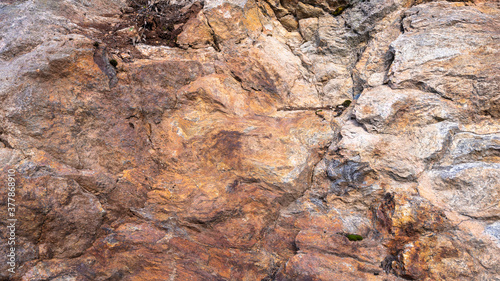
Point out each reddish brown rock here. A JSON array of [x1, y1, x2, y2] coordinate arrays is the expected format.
[[0, 0, 499, 280]]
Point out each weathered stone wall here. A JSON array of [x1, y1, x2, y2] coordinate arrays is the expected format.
[[0, 0, 498, 280]]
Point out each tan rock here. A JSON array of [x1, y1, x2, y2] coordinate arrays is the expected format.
[[279, 14, 299, 31], [1, 0, 499, 280], [177, 11, 214, 48], [388, 2, 500, 117], [298, 17, 318, 41], [296, 2, 324, 19]]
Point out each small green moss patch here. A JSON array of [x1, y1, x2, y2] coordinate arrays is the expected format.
[[333, 6, 346, 16], [345, 234, 363, 241], [342, 100, 352, 107]]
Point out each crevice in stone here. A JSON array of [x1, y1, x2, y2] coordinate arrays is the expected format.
[[465, 248, 491, 270], [0, 135, 13, 149], [227, 69, 252, 92], [425, 127, 457, 169], [399, 15, 406, 34], [204, 12, 222, 52], [416, 82, 454, 102], [382, 46, 396, 85], [93, 46, 118, 88], [350, 46, 367, 99], [385, 170, 418, 182], [277, 106, 334, 111], [458, 212, 500, 221], [351, 71, 365, 100]]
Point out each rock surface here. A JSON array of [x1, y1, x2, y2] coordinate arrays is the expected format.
[[0, 0, 499, 280]]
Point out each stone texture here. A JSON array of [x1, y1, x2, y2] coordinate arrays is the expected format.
[[387, 1, 500, 117], [0, 0, 499, 280]]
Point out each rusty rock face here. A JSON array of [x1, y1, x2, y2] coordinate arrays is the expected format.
[[0, 0, 499, 280]]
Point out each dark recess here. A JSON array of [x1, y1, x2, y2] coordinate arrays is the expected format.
[[127, 0, 204, 46]]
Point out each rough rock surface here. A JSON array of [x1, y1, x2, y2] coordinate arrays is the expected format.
[[0, 0, 499, 280]]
